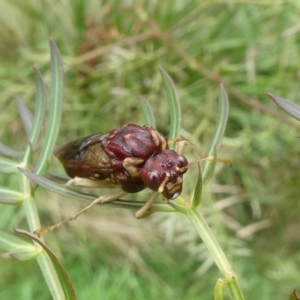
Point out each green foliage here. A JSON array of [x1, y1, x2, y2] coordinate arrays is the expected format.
[[0, 1, 300, 299]]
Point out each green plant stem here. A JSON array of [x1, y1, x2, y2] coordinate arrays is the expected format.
[[185, 207, 245, 300], [20, 169, 65, 300], [186, 207, 231, 273]]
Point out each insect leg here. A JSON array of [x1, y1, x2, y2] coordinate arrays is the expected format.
[[122, 157, 144, 178], [34, 190, 127, 236], [134, 191, 158, 219], [176, 140, 231, 165], [175, 140, 206, 157], [149, 128, 168, 150], [67, 177, 116, 188]]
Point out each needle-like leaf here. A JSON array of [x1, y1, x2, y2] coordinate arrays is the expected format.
[[266, 93, 300, 121], [0, 187, 24, 204], [159, 67, 181, 147], [16, 97, 33, 140], [30, 66, 47, 148], [202, 84, 229, 181], [139, 95, 156, 127], [15, 228, 77, 300], [34, 39, 64, 176], [0, 157, 19, 174], [191, 164, 203, 208], [0, 230, 40, 261], [0, 143, 22, 158]]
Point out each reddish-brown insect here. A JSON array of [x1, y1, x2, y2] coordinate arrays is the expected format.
[[34, 123, 228, 235], [55, 124, 188, 200]]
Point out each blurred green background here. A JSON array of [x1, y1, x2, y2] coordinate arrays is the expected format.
[[1, 0, 300, 299]]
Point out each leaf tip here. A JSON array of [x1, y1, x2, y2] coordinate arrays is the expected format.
[[265, 92, 274, 100]]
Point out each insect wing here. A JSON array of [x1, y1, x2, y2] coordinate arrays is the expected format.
[[54, 133, 112, 180], [54, 133, 108, 162]]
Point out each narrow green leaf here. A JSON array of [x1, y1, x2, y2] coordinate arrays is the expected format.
[[19, 168, 96, 202], [0, 143, 23, 158], [225, 272, 246, 300], [203, 146, 218, 186], [0, 156, 19, 173], [0, 230, 40, 261], [207, 84, 229, 153], [45, 172, 71, 184], [202, 84, 229, 181], [191, 164, 203, 208], [20, 168, 174, 212], [30, 66, 47, 148], [213, 279, 225, 300], [159, 67, 181, 146], [16, 97, 33, 139], [20, 168, 128, 204], [139, 95, 156, 127], [0, 230, 35, 248], [0, 187, 24, 204], [35, 39, 64, 176], [1, 249, 40, 261], [266, 93, 300, 121], [15, 228, 77, 300]]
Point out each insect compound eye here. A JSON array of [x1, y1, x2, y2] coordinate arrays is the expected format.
[[144, 171, 162, 191], [176, 155, 188, 171]]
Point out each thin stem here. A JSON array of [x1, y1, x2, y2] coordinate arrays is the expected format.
[[186, 207, 246, 300], [186, 207, 231, 274], [19, 159, 41, 232], [20, 169, 65, 299]]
